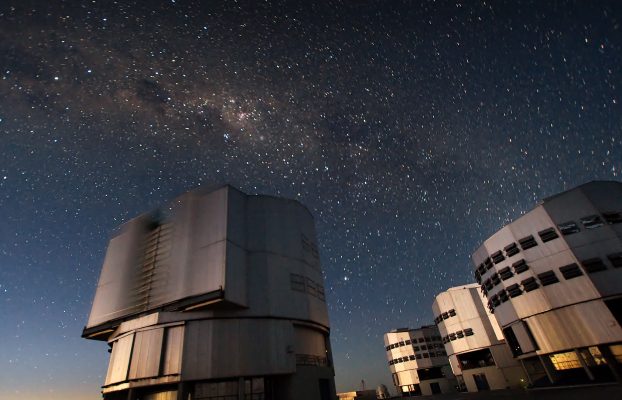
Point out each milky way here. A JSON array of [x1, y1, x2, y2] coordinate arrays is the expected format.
[[1, 1, 621, 398]]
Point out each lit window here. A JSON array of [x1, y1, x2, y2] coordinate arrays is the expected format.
[[549, 351, 582, 370]]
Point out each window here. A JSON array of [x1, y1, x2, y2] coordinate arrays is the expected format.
[[422, 353, 429, 358], [581, 215, 604, 229], [290, 274, 305, 292], [559, 263, 583, 280], [418, 338, 425, 343], [413, 346, 419, 351], [538, 270, 559, 286], [441, 312, 448, 320], [549, 351, 582, 370], [506, 283, 522, 298], [607, 253, 622, 268], [474, 269, 482, 284], [491, 273, 501, 286], [385, 345, 390, 351], [415, 354, 422, 359], [399, 341, 405, 347], [449, 333, 456, 341], [420, 345, 427, 350], [484, 279, 493, 291], [490, 294, 500, 307], [558, 221, 580, 235], [389, 360, 394, 365], [518, 235, 538, 250], [491, 250, 505, 264], [448, 309, 456, 317], [456, 330, 464, 338], [498, 290, 509, 303], [409, 355, 416, 361], [464, 328, 474, 336], [499, 266, 513, 280], [522, 277, 539, 292], [405, 339, 411, 345], [504, 242, 520, 257], [603, 211, 622, 224], [457, 348, 495, 370], [582, 257, 607, 273], [538, 227, 559, 243], [512, 259, 529, 274]]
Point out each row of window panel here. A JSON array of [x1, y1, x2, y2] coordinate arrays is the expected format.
[[290, 274, 325, 301], [485, 254, 620, 312], [385, 336, 443, 351], [300, 234, 320, 259], [441, 328, 474, 344], [433, 309, 456, 324], [475, 227, 560, 282], [480, 259, 530, 294], [388, 351, 447, 365], [475, 211, 622, 282]]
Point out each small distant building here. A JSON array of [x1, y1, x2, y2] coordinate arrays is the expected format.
[[375, 384, 390, 399], [384, 326, 458, 396], [432, 284, 526, 392], [337, 390, 377, 400], [83, 185, 336, 400], [472, 181, 622, 386]]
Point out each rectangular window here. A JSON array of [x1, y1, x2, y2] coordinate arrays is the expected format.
[[413, 346, 419, 351], [522, 277, 539, 292], [416, 354, 422, 359], [512, 259, 529, 274], [405, 339, 411, 345], [484, 279, 493, 291], [538, 227, 559, 243], [457, 348, 495, 370], [519, 235, 538, 250], [422, 353, 430, 358], [582, 258, 607, 273], [484, 258, 493, 270], [474, 269, 482, 284], [538, 270, 560, 286], [456, 330, 464, 338], [558, 221, 580, 235], [441, 312, 448, 320], [464, 328, 474, 336], [504, 242, 520, 257], [448, 309, 456, 317], [449, 333, 456, 341], [290, 274, 306, 292], [491, 250, 505, 264], [477, 263, 487, 276], [491, 273, 501, 286], [409, 355, 416, 361], [506, 283, 522, 298], [498, 290, 509, 303], [559, 263, 583, 280], [603, 211, 622, 224], [550, 351, 582, 370], [490, 294, 500, 307], [162, 326, 183, 376], [607, 253, 622, 268], [420, 345, 427, 350], [581, 215, 604, 229], [499, 266, 513, 280], [385, 345, 390, 351]]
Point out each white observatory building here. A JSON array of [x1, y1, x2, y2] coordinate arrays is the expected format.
[[83, 185, 336, 400]]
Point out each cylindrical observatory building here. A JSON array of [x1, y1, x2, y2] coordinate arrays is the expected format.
[[82, 185, 336, 400]]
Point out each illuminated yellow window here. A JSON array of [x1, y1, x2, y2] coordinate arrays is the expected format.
[[549, 351, 581, 370], [610, 345, 622, 364]]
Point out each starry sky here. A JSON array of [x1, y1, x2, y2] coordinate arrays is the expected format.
[[1, 0, 621, 398]]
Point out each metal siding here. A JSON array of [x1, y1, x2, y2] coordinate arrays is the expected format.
[[105, 334, 134, 385], [129, 328, 164, 379], [162, 325, 184, 375]]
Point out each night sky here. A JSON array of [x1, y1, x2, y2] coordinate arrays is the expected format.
[[1, 0, 621, 398]]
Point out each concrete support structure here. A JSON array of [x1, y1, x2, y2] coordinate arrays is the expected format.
[[384, 326, 457, 396], [472, 181, 622, 387], [83, 185, 336, 400], [433, 284, 526, 392]]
